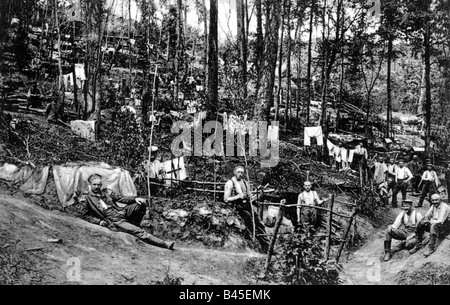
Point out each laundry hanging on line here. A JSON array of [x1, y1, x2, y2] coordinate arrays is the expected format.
[[304, 126, 324, 146], [348, 149, 355, 163], [326, 139, 335, 156], [340, 147, 348, 162]]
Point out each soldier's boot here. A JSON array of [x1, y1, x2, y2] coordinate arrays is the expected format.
[[145, 235, 175, 250], [423, 234, 437, 257], [383, 240, 392, 262]]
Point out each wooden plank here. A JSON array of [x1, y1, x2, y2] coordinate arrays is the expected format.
[[336, 209, 357, 263], [325, 194, 335, 260], [260, 202, 352, 219]]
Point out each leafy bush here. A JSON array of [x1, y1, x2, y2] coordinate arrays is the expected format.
[[270, 226, 342, 285], [0, 241, 43, 285], [101, 110, 149, 171], [353, 186, 385, 223]]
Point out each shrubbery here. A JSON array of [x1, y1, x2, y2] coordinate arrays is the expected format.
[[263, 226, 342, 285]]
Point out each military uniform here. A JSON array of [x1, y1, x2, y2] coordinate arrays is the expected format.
[[80, 188, 173, 249]]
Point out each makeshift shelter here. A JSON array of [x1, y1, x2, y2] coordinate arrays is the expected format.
[[0, 162, 137, 207], [0, 163, 49, 194], [53, 162, 137, 207]]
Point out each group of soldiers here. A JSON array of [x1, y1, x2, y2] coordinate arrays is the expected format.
[[372, 155, 449, 208], [376, 156, 450, 261], [383, 194, 450, 261], [75, 144, 450, 259]]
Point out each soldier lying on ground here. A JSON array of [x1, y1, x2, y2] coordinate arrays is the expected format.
[[79, 174, 175, 250]]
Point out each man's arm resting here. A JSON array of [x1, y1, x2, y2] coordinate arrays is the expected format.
[[81, 206, 102, 225], [435, 206, 450, 224], [108, 189, 140, 205], [424, 207, 433, 221], [224, 181, 244, 203], [391, 213, 402, 230]]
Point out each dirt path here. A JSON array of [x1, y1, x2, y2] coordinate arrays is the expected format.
[[0, 194, 265, 285], [341, 192, 446, 285]]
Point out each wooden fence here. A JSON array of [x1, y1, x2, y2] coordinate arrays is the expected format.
[[150, 176, 358, 274], [260, 195, 358, 275]]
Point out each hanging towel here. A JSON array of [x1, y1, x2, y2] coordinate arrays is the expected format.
[[341, 148, 348, 162], [223, 112, 228, 130], [348, 149, 355, 163], [304, 126, 324, 146], [327, 139, 335, 156], [63, 74, 70, 89], [335, 148, 341, 162]]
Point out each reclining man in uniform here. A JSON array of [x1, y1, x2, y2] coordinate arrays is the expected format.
[[409, 193, 450, 257], [79, 174, 175, 250], [383, 200, 422, 261], [224, 165, 271, 253]]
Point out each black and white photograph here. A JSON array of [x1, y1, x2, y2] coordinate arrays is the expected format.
[[0, 0, 449, 289]]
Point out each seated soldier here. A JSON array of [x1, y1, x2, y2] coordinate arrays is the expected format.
[[80, 174, 174, 250], [383, 200, 422, 261], [409, 194, 450, 257]]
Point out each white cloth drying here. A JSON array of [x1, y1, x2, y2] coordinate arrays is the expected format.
[[304, 126, 323, 146]]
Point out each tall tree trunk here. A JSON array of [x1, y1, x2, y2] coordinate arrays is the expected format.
[[128, 0, 132, 86], [337, 2, 345, 132], [174, 0, 182, 108], [306, 0, 314, 125], [337, 49, 344, 132], [285, 0, 292, 129], [207, 0, 218, 115], [54, 0, 65, 122], [202, 0, 208, 92], [54, 0, 63, 92], [254, 0, 281, 122], [255, 0, 263, 96], [386, 33, 393, 138], [72, 20, 79, 119], [276, 0, 286, 122], [295, 22, 301, 120], [236, 0, 247, 100], [319, 0, 328, 128], [418, 63, 426, 114], [424, 19, 431, 153]]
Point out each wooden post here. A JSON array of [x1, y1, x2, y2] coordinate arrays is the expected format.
[[264, 199, 286, 275], [0, 87, 5, 115], [294, 254, 300, 284], [147, 64, 158, 200], [359, 162, 363, 187], [336, 209, 357, 263], [325, 194, 334, 260], [72, 19, 78, 118]]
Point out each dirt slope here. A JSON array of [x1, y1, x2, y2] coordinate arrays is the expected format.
[[341, 195, 450, 285], [0, 194, 265, 285]]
